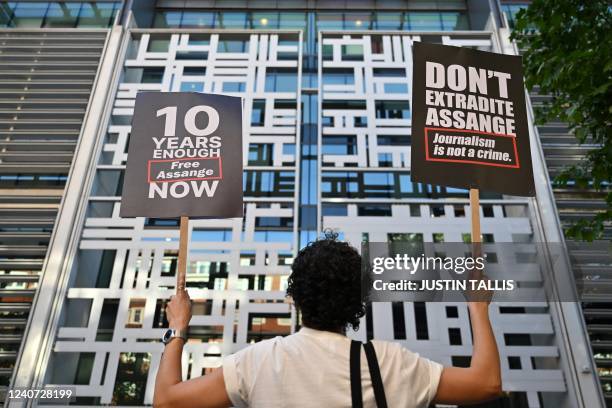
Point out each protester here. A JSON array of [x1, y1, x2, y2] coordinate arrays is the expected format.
[[153, 235, 501, 408]]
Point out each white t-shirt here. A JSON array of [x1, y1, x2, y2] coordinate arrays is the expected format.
[[222, 327, 443, 408]]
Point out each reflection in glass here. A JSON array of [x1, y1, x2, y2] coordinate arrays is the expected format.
[[1, 1, 119, 28]]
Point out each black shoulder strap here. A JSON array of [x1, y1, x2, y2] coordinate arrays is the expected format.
[[350, 340, 363, 408], [350, 340, 388, 408], [364, 342, 388, 408]]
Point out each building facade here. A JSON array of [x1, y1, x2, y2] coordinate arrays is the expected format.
[[0, 0, 121, 402], [0, 1, 608, 407]]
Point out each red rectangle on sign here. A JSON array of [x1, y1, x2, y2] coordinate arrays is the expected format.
[[147, 157, 223, 183], [424, 127, 520, 169]]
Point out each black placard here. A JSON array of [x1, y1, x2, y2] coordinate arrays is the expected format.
[[411, 42, 535, 196], [120, 92, 243, 218]]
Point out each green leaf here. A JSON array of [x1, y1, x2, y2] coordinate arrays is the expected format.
[[516, 0, 611, 241]]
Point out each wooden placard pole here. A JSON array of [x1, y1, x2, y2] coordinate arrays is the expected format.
[[176, 216, 189, 293], [469, 188, 483, 279], [469, 189, 481, 244]]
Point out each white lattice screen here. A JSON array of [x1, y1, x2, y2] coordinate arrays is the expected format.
[[47, 31, 301, 405], [43, 30, 567, 408]]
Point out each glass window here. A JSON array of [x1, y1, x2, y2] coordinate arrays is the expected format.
[[358, 205, 392, 216], [445, 186, 468, 194], [344, 13, 372, 29], [113, 353, 151, 405], [180, 82, 203, 92], [140, 67, 164, 83], [502, 4, 527, 29], [2, 1, 121, 28], [43, 2, 80, 28], [252, 12, 278, 29], [283, 144, 295, 156], [254, 231, 293, 243], [181, 11, 214, 28], [399, 174, 413, 193], [441, 12, 469, 30], [216, 12, 248, 29], [322, 69, 355, 85], [153, 10, 181, 28], [321, 44, 334, 61], [323, 136, 357, 155], [383, 83, 409, 93], [378, 135, 410, 146], [11, 2, 49, 27], [77, 2, 118, 27], [244, 171, 294, 197], [375, 101, 410, 119], [0, 173, 69, 188], [433, 233, 445, 243], [364, 172, 392, 186], [406, 12, 442, 31], [147, 38, 170, 52], [192, 229, 232, 241], [342, 44, 363, 61], [251, 100, 266, 126], [218, 40, 247, 53], [265, 69, 297, 92], [185, 35, 210, 47], [322, 204, 348, 216], [222, 82, 246, 92], [316, 13, 343, 31], [375, 12, 403, 30], [279, 12, 306, 29], [388, 232, 423, 245], [0, 3, 13, 27], [378, 153, 393, 166], [248, 144, 272, 165]]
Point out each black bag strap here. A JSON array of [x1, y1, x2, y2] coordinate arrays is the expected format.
[[350, 340, 363, 408], [363, 342, 388, 408], [350, 340, 388, 408]]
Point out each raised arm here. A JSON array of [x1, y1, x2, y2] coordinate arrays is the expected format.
[[433, 300, 502, 404], [153, 290, 231, 408]]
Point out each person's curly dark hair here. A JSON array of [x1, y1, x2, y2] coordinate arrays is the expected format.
[[286, 231, 366, 332]]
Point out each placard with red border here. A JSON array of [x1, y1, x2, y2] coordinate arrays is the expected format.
[[424, 127, 520, 169], [147, 157, 223, 183]]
